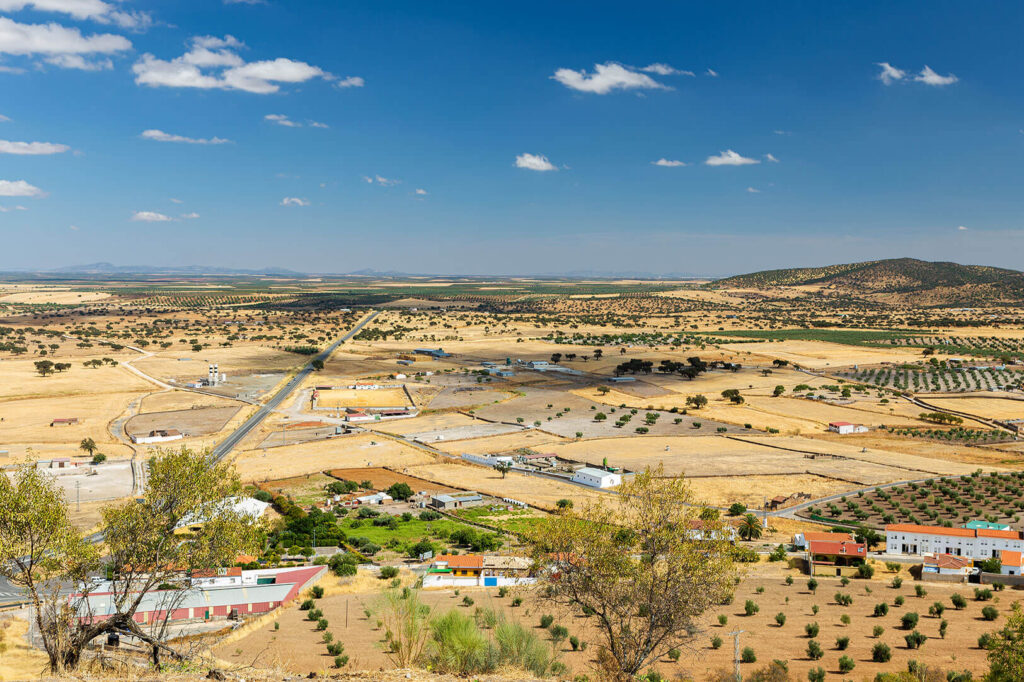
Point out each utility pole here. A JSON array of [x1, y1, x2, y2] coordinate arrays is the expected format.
[[729, 629, 745, 682]]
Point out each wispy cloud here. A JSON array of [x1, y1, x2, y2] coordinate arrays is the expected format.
[[915, 65, 958, 86], [764, 153, 779, 163], [746, 187, 760, 193], [958, 225, 969, 231], [362, 174, 400, 186], [131, 210, 173, 222], [280, 197, 309, 206], [0, 179, 45, 196], [876, 62, 906, 85], [414, 188, 427, 196], [705, 150, 759, 166], [515, 153, 557, 171], [265, 114, 300, 127], [652, 158, 686, 167], [552, 62, 670, 94], [141, 129, 231, 144], [640, 63, 694, 76], [0, 139, 69, 155], [335, 75, 364, 88], [705, 68, 718, 77], [181, 212, 200, 219]]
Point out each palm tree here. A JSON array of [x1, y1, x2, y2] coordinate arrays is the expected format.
[[738, 513, 763, 541]]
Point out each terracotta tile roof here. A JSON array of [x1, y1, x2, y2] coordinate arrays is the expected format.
[[924, 553, 971, 570], [804, 531, 854, 543], [979, 529, 1022, 540], [435, 554, 483, 569], [1001, 550, 1023, 566], [808, 540, 866, 556], [886, 524, 975, 538]]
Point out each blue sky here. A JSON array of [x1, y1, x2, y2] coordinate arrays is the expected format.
[[1, 1, 1023, 276]]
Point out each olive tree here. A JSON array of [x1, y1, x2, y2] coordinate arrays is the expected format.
[[529, 465, 736, 678]]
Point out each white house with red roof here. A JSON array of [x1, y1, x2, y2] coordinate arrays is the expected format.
[[1000, 550, 1024, 576], [885, 523, 1024, 560], [828, 421, 869, 435]]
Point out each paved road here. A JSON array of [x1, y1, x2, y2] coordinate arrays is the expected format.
[[210, 310, 379, 462]]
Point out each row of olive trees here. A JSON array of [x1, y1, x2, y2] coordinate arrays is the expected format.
[[0, 447, 263, 672]]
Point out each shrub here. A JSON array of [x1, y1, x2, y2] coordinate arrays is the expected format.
[[808, 667, 825, 682], [892, 576, 903, 589], [979, 633, 995, 649], [785, 575, 793, 586], [744, 599, 760, 616], [929, 601, 945, 617], [904, 630, 927, 649], [494, 619, 555, 677], [311, 585, 325, 599], [915, 585, 927, 598], [462, 596, 475, 607], [901, 612, 919, 630], [857, 563, 875, 579], [895, 595, 905, 606], [840, 576, 850, 587], [807, 578, 818, 593], [424, 610, 495, 675], [840, 614, 851, 626], [838, 655, 855, 673], [549, 625, 569, 644], [511, 597, 522, 607], [741, 647, 756, 664], [974, 588, 994, 601], [834, 592, 852, 606], [300, 599, 315, 611], [835, 636, 849, 650], [711, 636, 723, 649], [806, 639, 823, 660], [872, 642, 892, 662], [774, 612, 786, 627], [334, 655, 348, 668], [939, 619, 948, 639], [982, 605, 999, 621], [539, 615, 554, 629], [668, 648, 681, 661], [951, 593, 967, 609], [805, 622, 819, 638], [497, 587, 508, 598], [874, 602, 889, 617], [379, 566, 399, 580], [316, 618, 329, 631], [718, 614, 728, 626], [873, 625, 885, 638]]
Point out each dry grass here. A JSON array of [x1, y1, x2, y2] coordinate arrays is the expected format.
[[0, 616, 48, 681], [924, 395, 1024, 421], [687, 474, 851, 508], [316, 388, 412, 409]]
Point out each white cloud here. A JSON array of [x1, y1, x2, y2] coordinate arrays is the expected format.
[[958, 225, 969, 231], [876, 62, 906, 85], [0, 139, 68, 154], [0, 65, 25, 73], [169, 197, 182, 203], [141, 129, 231, 144], [335, 75, 363, 88], [44, 53, 111, 70], [0, 179, 44, 196], [265, 113, 300, 127], [308, 120, 328, 129], [764, 153, 779, 163], [374, 175, 399, 186], [68, 223, 78, 230], [552, 62, 669, 94], [515, 153, 557, 171], [773, 130, 791, 136], [133, 35, 339, 94], [652, 158, 686, 167], [131, 210, 172, 222], [0, 114, 8, 122], [0, 0, 152, 31], [640, 63, 694, 76], [414, 188, 427, 195], [746, 187, 760, 193], [915, 65, 957, 86], [704, 150, 759, 166], [705, 68, 718, 77], [280, 197, 309, 206], [181, 212, 199, 219], [0, 17, 131, 65]]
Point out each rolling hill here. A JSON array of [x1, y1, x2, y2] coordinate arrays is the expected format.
[[713, 258, 1024, 304]]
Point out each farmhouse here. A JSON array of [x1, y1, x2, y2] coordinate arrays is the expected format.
[[885, 523, 1024, 560], [355, 492, 393, 505], [1000, 550, 1024, 576], [74, 565, 324, 625], [133, 429, 184, 445], [429, 491, 485, 510], [806, 537, 866, 576], [423, 554, 536, 588], [828, 421, 869, 435], [50, 417, 79, 427], [922, 553, 973, 577], [571, 466, 621, 489]]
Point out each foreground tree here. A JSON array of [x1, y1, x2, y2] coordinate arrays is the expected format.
[[0, 447, 264, 672], [528, 466, 736, 679], [985, 602, 1024, 681]]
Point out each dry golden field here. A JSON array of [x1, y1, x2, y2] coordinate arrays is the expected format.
[[315, 387, 411, 409]]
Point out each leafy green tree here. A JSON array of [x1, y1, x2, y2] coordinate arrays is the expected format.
[[78, 438, 96, 457], [34, 359, 55, 376]]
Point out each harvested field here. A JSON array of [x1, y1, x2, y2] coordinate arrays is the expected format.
[[402, 422, 524, 444], [232, 433, 436, 482], [431, 429, 566, 455], [426, 387, 511, 410], [405, 461, 606, 510], [0, 356, 149, 399], [687, 474, 852, 508], [721, 339, 927, 368], [256, 472, 337, 505], [0, 290, 110, 304], [133, 346, 304, 381], [369, 412, 478, 435], [138, 390, 241, 413], [924, 395, 1024, 421], [125, 405, 239, 439], [315, 387, 411, 409], [327, 467, 461, 494]]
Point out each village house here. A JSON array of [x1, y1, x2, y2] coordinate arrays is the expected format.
[[885, 522, 1024, 560], [571, 466, 621, 489], [828, 421, 869, 435], [922, 553, 973, 577], [806, 536, 867, 576]]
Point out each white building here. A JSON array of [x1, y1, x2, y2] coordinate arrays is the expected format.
[[828, 421, 869, 435], [356, 492, 393, 505], [921, 553, 972, 576], [885, 523, 1024, 560], [572, 467, 622, 489], [133, 429, 184, 445]]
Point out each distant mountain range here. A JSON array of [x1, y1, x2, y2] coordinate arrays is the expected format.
[[714, 258, 1024, 304], [46, 262, 306, 276]]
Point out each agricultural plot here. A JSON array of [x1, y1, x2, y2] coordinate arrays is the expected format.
[[799, 471, 1024, 528], [837, 365, 1022, 393], [125, 406, 239, 440], [923, 396, 1024, 421], [327, 467, 460, 494], [315, 387, 412, 409], [402, 422, 524, 444]]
